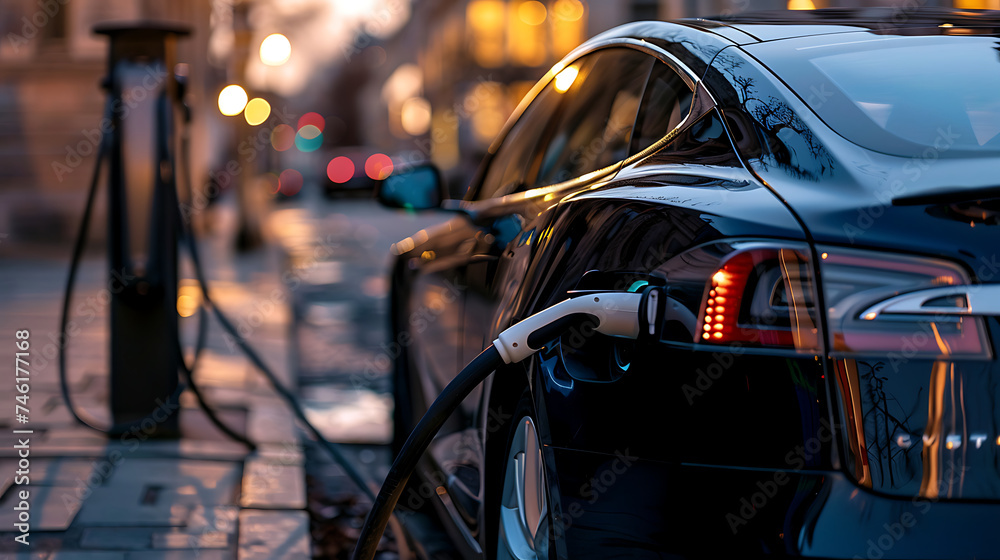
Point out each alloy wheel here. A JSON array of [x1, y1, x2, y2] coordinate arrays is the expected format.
[[497, 415, 548, 560]]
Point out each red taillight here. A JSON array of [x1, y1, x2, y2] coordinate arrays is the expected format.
[[700, 255, 747, 342], [662, 241, 990, 359], [695, 246, 818, 351]]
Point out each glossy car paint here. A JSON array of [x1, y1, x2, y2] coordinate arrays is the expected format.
[[387, 9, 1000, 559]]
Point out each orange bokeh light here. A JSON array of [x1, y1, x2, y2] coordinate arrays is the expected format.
[[365, 153, 394, 180]]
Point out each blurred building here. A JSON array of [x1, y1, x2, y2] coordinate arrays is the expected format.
[[0, 0, 216, 246], [2, 0, 999, 243], [358, 0, 996, 193]]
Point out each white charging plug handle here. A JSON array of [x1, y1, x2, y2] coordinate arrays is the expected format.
[[492, 292, 643, 364]]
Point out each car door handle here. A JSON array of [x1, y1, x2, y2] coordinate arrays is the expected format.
[[860, 284, 1000, 321]]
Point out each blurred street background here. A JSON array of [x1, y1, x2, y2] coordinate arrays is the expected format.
[[1, 0, 998, 558]]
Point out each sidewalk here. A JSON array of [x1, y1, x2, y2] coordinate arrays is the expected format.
[[0, 202, 312, 559], [0, 191, 453, 559]]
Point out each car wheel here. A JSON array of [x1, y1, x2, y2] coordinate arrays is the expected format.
[[494, 395, 551, 560]]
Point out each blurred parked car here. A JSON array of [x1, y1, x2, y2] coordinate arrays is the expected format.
[[322, 146, 396, 198], [381, 8, 1000, 560]]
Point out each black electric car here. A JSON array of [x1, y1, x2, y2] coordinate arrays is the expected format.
[[378, 8, 1000, 559]]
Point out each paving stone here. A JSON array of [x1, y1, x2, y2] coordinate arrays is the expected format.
[[246, 407, 296, 444], [79, 527, 153, 549], [0, 484, 83, 530], [39, 427, 113, 447], [17, 458, 99, 486], [200, 386, 259, 408], [297, 261, 345, 285], [27, 396, 106, 428], [190, 352, 251, 388], [50, 552, 127, 559], [74, 459, 240, 527], [185, 505, 239, 534], [151, 530, 229, 549], [0, 441, 109, 459], [239, 458, 305, 509], [237, 510, 310, 560], [1, 551, 48, 559], [252, 444, 304, 466], [124, 551, 233, 560], [294, 336, 389, 381], [100, 440, 249, 462], [0, 460, 14, 492], [300, 389, 392, 445], [301, 300, 352, 327]]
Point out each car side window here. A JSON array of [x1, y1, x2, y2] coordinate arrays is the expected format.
[[475, 48, 655, 200], [533, 49, 653, 187], [629, 61, 695, 155], [476, 77, 564, 200]]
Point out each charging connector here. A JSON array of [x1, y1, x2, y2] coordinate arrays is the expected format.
[[353, 286, 663, 560], [493, 292, 642, 363]]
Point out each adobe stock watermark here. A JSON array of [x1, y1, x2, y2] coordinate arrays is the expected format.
[[60, 394, 181, 514], [843, 126, 960, 244], [51, 65, 169, 183], [395, 403, 513, 517], [873, 0, 929, 32], [349, 276, 466, 391], [221, 232, 342, 352], [180, 104, 296, 223], [852, 460, 966, 560], [726, 418, 836, 534], [551, 448, 638, 540], [6, 0, 69, 54], [397, 75, 502, 167], [32, 266, 137, 374]]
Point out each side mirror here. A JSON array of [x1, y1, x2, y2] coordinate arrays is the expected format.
[[376, 163, 444, 210]]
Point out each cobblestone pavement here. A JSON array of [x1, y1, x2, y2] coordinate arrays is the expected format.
[[0, 190, 450, 559]]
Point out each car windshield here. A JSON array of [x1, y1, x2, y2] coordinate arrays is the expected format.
[[773, 35, 1000, 157]]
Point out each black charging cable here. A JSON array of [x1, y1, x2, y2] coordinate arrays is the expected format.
[[58, 97, 189, 436], [352, 289, 661, 560], [61, 76, 412, 557]]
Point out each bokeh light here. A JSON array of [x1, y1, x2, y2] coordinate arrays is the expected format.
[[518, 0, 547, 25], [365, 153, 393, 180], [552, 0, 584, 21], [260, 33, 292, 66], [244, 98, 271, 125], [218, 85, 248, 116], [176, 284, 201, 318], [278, 169, 303, 196], [298, 112, 326, 132], [295, 124, 323, 152], [327, 156, 355, 183], [401, 97, 432, 136], [270, 124, 295, 151], [262, 172, 280, 194]]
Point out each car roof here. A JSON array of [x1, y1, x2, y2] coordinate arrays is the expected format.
[[684, 7, 1000, 44]]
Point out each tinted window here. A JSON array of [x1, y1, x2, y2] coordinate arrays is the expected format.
[[630, 61, 694, 154], [534, 49, 652, 186], [476, 48, 653, 200], [477, 79, 564, 200], [752, 36, 1000, 156]]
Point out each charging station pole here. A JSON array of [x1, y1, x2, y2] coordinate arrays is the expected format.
[[95, 23, 189, 437]]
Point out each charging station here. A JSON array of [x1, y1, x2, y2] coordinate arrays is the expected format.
[[94, 22, 190, 436]]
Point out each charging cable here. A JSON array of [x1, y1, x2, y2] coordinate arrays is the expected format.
[[61, 93, 383, 502], [352, 287, 664, 560]]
